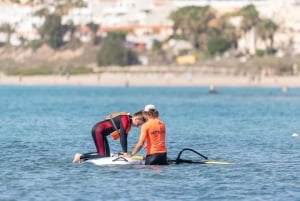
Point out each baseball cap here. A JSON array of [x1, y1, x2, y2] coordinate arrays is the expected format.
[[144, 104, 156, 112]]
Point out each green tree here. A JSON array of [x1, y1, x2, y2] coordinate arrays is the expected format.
[[87, 22, 100, 45], [207, 36, 230, 55], [170, 6, 215, 50], [218, 16, 240, 49], [64, 20, 77, 46], [97, 35, 139, 66], [34, 1, 86, 47], [239, 4, 259, 33], [43, 14, 64, 49], [34, 8, 50, 41], [0, 23, 14, 45], [237, 4, 260, 53], [256, 18, 277, 51], [152, 40, 162, 53]]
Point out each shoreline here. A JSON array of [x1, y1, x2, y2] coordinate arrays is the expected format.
[[1, 72, 300, 88]]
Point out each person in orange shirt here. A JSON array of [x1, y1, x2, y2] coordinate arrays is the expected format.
[[130, 104, 168, 165]]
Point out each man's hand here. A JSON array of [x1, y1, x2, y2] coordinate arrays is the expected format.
[[122, 152, 132, 157]]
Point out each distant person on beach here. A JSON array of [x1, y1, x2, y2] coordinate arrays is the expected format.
[[73, 110, 146, 163], [130, 104, 168, 165]]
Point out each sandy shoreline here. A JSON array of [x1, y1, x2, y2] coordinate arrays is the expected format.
[[1, 72, 300, 87]]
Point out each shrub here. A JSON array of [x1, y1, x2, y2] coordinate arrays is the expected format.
[[97, 38, 139, 66], [207, 36, 230, 55], [256, 49, 265, 57], [28, 40, 43, 50], [3, 65, 92, 76]]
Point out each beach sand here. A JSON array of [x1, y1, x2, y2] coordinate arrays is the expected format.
[[1, 71, 300, 88]]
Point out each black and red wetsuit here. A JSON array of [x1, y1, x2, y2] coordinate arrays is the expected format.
[[91, 114, 132, 157]]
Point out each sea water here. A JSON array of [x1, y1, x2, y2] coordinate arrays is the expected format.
[[1, 86, 299, 201]]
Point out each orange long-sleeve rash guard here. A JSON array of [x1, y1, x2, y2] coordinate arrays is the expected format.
[[139, 118, 167, 155]]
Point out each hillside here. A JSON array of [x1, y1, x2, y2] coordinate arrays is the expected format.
[[0, 44, 99, 70]]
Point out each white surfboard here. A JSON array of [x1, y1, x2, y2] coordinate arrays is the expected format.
[[85, 155, 144, 166]]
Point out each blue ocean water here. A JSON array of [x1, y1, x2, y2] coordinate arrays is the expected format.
[[1, 86, 299, 201]]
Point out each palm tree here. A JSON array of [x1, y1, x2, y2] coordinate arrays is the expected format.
[[256, 18, 277, 51], [170, 6, 215, 50], [239, 4, 259, 32], [65, 20, 77, 45], [238, 4, 260, 54], [34, 7, 50, 40], [43, 14, 64, 49], [218, 16, 240, 50], [0, 23, 14, 46], [169, 7, 192, 40], [87, 22, 100, 45]]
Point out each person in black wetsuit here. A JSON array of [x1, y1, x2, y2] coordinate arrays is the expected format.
[[73, 110, 145, 163]]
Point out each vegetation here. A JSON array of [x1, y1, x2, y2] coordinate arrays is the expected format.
[[0, 23, 14, 46], [256, 19, 277, 51], [42, 14, 64, 49], [239, 5, 260, 33], [3, 65, 92, 76], [170, 6, 215, 50], [87, 22, 100, 45], [97, 32, 140, 67], [207, 36, 230, 55]]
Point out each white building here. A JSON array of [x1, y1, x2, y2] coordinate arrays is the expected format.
[[257, 0, 300, 54], [0, 3, 43, 45], [63, 0, 175, 47]]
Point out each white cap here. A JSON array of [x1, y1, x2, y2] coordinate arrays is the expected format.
[[144, 104, 156, 112]]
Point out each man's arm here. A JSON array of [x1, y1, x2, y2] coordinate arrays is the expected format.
[[131, 139, 144, 156]]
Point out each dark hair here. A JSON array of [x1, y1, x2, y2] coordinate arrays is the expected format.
[[133, 110, 147, 122], [143, 109, 159, 118]]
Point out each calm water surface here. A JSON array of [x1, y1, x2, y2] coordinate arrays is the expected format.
[[1, 86, 299, 201]]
